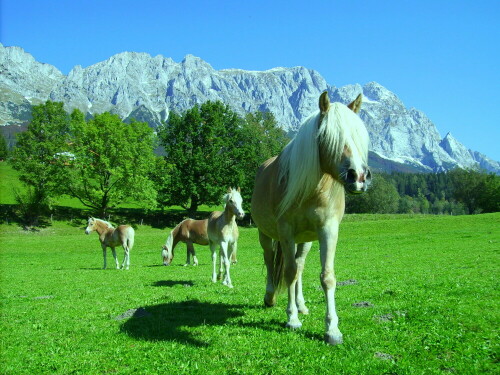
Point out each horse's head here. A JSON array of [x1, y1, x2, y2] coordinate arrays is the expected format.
[[225, 187, 245, 219], [85, 217, 96, 235], [318, 92, 371, 195], [161, 245, 172, 266]]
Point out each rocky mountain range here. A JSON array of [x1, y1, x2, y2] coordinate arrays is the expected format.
[[1, 43, 498, 174]]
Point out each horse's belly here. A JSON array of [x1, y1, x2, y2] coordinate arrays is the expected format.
[[195, 237, 210, 246], [294, 230, 318, 243]]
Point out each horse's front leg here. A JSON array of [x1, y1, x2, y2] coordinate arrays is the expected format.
[[102, 245, 107, 269], [230, 241, 237, 265], [185, 242, 198, 266], [222, 242, 234, 288], [318, 221, 343, 345], [296, 242, 312, 314], [218, 246, 224, 281], [210, 241, 218, 283]]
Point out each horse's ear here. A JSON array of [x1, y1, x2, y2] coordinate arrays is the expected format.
[[319, 91, 330, 114], [227, 187, 232, 193], [347, 94, 363, 113], [237, 186, 241, 193]]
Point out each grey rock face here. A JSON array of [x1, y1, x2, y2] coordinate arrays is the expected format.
[[0, 43, 498, 173]]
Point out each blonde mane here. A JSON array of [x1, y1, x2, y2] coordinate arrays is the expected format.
[[94, 218, 115, 229], [277, 102, 368, 217]]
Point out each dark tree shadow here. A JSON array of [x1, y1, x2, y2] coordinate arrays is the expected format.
[[120, 300, 245, 346]]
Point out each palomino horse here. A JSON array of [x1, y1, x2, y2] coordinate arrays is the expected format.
[[85, 217, 135, 270], [251, 92, 371, 345], [207, 188, 245, 288], [161, 218, 238, 266]]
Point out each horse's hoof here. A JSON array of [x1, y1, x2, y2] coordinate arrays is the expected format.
[[264, 295, 276, 308], [324, 333, 343, 345], [264, 292, 277, 307], [298, 306, 309, 315], [286, 321, 302, 330]]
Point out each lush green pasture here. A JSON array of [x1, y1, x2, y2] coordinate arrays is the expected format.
[[0, 214, 498, 374]]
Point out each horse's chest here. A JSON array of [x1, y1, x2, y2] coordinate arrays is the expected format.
[[220, 224, 237, 243]]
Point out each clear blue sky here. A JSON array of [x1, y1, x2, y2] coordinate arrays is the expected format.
[[1, 0, 499, 161]]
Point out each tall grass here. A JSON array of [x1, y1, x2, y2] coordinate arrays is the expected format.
[[0, 214, 498, 374]]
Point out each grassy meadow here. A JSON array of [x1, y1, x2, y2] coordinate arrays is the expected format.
[[0, 212, 498, 374]]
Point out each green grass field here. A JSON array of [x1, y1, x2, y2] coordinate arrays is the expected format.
[[0, 213, 498, 374]]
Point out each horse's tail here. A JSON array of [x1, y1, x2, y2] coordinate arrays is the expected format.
[[126, 227, 135, 251], [272, 240, 286, 295]]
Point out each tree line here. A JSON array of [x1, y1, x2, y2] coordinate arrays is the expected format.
[[3, 100, 498, 225], [346, 169, 499, 215], [5, 101, 288, 225]]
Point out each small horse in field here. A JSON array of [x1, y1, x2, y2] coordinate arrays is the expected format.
[[208, 188, 245, 288], [161, 218, 238, 266], [251, 92, 371, 345], [85, 217, 135, 270]]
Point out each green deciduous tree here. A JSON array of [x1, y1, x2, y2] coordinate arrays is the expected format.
[[10, 101, 73, 223], [66, 113, 157, 216], [237, 111, 289, 209], [0, 132, 9, 160], [346, 174, 400, 214], [158, 101, 244, 214]]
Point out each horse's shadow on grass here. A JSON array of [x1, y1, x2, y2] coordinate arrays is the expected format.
[[152, 280, 194, 287], [120, 300, 245, 347], [120, 299, 325, 346]]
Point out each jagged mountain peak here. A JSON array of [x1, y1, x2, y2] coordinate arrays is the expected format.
[[0, 44, 498, 174]]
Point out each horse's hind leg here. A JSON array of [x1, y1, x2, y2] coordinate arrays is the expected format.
[[110, 247, 119, 269], [185, 242, 198, 266], [281, 237, 302, 329], [121, 246, 130, 270], [296, 242, 312, 314], [259, 230, 276, 307]]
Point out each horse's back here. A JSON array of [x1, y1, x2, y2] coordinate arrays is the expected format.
[[251, 156, 280, 239], [117, 225, 134, 246], [186, 219, 209, 245]]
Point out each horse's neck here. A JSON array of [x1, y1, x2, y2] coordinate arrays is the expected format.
[[95, 221, 113, 237], [223, 206, 237, 225], [169, 224, 182, 249]]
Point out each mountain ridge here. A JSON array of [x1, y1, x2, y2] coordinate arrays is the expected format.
[[1, 43, 498, 174]]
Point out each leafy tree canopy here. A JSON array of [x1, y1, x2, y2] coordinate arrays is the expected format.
[[66, 112, 157, 216]]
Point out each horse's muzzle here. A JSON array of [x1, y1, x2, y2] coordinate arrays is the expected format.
[[345, 167, 371, 194]]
